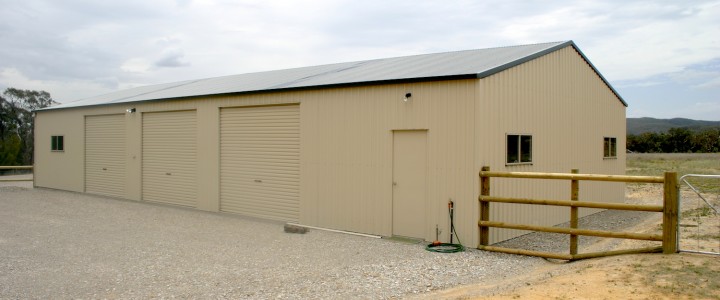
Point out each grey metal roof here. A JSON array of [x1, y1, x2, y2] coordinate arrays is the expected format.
[[45, 40, 626, 110]]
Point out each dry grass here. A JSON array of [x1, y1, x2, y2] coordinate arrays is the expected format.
[[627, 153, 720, 193], [473, 253, 720, 300], [628, 254, 720, 299], [626, 153, 720, 178]]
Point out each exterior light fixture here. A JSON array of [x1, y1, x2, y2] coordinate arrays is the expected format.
[[126, 108, 136, 113], [403, 93, 412, 102]]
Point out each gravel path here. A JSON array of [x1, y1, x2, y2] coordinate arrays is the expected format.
[[0, 186, 544, 299]]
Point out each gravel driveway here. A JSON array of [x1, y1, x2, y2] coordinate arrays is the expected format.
[[0, 186, 542, 299]]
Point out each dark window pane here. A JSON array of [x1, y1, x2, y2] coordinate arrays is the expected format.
[[520, 135, 532, 162], [51, 135, 64, 151], [604, 138, 610, 157], [507, 135, 519, 164], [610, 138, 616, 157]]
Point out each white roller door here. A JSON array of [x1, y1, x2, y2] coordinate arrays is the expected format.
[[142, 110, 197, 207], [85, 114, 125, 198], [220, 105, 300, 222]]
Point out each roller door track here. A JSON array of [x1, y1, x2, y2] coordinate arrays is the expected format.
[[142, 110, 198, 207], [220, 105, 300, 222], [85, 114, 125, 198]]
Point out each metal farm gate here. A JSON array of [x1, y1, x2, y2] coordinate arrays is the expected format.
[[678, 174, 719, 255]]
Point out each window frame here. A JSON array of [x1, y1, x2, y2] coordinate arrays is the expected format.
[[603, 137, 617, 159], [506, 133, 533, 165], [51, 135, 64, 152]]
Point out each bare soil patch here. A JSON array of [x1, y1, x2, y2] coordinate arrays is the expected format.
[[458, 252, 719, 300]]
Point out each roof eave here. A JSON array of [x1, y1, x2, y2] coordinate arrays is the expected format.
[[37, 74, 480, 112]]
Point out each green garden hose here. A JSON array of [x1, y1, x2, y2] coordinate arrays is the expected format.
[[426, 200, 465, 253], [425, 242, 465, 253]]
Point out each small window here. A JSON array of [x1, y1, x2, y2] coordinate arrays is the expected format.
[[507, 134, 532, 164], [604, 137, 617, 158], [51, 135, 64, 151]]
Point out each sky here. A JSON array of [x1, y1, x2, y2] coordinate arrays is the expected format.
[[0, 0, 718, 120]]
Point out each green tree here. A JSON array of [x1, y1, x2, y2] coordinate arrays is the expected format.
[[0, 88, 57, 166], [0, 135, 21, 166], [627, 127, 720, 153], [664, 127, 693, 153], [3, 88, 56, 111], [627, 132, 663, 153], [691, 128, 720, 153]]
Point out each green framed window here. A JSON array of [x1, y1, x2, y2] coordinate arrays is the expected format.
[[51, 135, 64, 151]]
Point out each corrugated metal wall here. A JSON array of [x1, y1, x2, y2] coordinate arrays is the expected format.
[[476, 46, 626, 243], [298, 80, 477, 240], [34, 44, 625, 246]]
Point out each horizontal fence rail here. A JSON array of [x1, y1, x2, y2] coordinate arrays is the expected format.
[[0, 166, 34, 182], [480, 196, 664, 212], [0, 166, 33, 170], [478, 171, 665, 183], [478, 166, 678, 261], [479, 220, 663, 241]]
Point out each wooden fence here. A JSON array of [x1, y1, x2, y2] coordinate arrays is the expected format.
[[0, 166, 34, 182], [478, 166, 678, 260]]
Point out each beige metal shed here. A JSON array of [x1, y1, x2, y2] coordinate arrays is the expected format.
[[34, 41, 627, 244]]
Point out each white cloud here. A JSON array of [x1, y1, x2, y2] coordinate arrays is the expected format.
[[615, 80, 664, 88], [156, 35, 184, 46], [693, 77, 720, 89], [581, 1, 720, 81], [121, 58, 151, 73], [0, 68, 114, 102], [499, 5, 610, 43], [154, 48, 190, 68], [676, 101, 720, 121]]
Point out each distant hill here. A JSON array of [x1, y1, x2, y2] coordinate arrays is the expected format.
[[627, 117, 720, 135]]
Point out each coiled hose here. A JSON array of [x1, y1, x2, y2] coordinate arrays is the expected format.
[[425, 242, 465, 253], [426, 200, 464, 253]]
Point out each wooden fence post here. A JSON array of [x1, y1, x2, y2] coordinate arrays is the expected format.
[[662, 172, 678, 254], [570, 169, 579, 255], [479, 166, 490, 246]]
